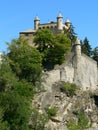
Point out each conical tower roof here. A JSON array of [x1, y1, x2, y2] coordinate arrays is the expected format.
[[35, 16, 40, 21], [57, 13, 63, 18], [66, 19, 70, 23]]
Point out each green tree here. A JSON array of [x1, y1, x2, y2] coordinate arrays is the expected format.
[[55, 33, 71, 51], [34, 29, 71, 69], [34, 28, 54, 52], [0, 61, 17, 92], [0, 60, 34, 130], [0, 108, 9, 130], [7, 37, 42, 85], [0, 37, 48, 130], [81, 37, 92, 57], [43, 42, 67, 69], [0, 91, 31, 130]]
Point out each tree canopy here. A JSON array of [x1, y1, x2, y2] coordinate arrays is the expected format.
[[7, 37, 42, 84], [0, 36, 46, 130], [34, 28, 54, 52], [34, 29, 71, 69]]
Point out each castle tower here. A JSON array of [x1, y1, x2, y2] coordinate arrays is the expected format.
[[74, 37, 81, 56], [57, 13, 63, 30], [65, 19, 70, 28], [34, 16, 40, 30]]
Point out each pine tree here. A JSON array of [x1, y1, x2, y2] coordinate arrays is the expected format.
[[64, 23, 77, 44], [81, 37, 92, 57]]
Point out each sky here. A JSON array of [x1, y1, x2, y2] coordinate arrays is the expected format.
[[0, 0, 98, 52]]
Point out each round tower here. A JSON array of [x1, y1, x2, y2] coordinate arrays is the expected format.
[[34, 16, 40, 30], [74, 38, 81, 56], [57, 13, 63, 30], [65, 19, 70, 28]]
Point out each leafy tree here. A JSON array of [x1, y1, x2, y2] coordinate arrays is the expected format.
[[0, 91, 31, 130], [55, 33, 71, 51], [0, 61, 17, 92], [14, 80, 34, 98], [0, 60, 34, 130], [0, 37, 49, 130], [93, 46, 98, 65], [34, 29, 71, 69], [0, 108, 9, 130], [81, 37, 92, 57], [7, 37, 42, 85], [34, 28, 54, 52], [43, 42, 67, 69]]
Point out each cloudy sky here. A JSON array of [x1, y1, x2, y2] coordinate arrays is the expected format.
[[0, 0, 98, 52]]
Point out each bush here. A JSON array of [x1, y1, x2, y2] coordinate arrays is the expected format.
[[67, 112, 90, 130], [67, 121, 80, 130], [78, 112, 90, 129], [60, 82, 78, 97], [29, 109, 48, 130], [45, 107, 57, 118]]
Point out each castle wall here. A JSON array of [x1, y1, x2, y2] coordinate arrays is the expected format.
[[43, 69, 60, 92], [44, 53, 98, 91], [60, 66, 74, 83], [20, 33, 35, 46], [74, 54, 98, 90]]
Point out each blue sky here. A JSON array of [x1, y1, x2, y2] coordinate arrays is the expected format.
[[0, 0, 98, 52]]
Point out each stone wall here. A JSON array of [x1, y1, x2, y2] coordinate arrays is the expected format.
[[60, 66, 74, 83], [44, 53, 98, 91], [43, 69, 60, 92], [74, 54, 98, 90]]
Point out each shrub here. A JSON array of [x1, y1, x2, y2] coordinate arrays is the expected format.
[[29, 109, 48, 130], [60, 82, 78, 97], [45, 107, 57, 118], [78, 112, 90, 129], [67, 111, 90, 130], [67, 121, 80, 130]]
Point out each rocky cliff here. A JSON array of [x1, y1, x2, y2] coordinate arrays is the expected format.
[[32, 79, 98, 130], [32, 38, 98, 129]]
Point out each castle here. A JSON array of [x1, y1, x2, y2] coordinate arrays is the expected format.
[[20, 13, 70, 45], [20, 13, 98, 91]]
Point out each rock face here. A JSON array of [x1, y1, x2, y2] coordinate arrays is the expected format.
[[32, 81, 98, 130]]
